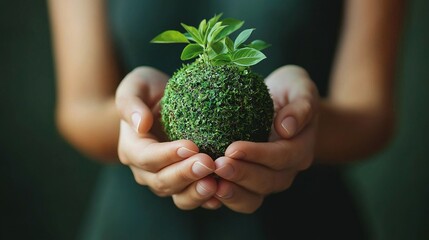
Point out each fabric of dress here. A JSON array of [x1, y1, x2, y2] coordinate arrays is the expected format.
[[79, 0, 368, 239]]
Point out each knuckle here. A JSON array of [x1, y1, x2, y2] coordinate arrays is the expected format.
[[152, 175, 173, 195], [175, 166, 194, 183], [133, 174, 146, 186], [136, 143, 159, 170], [117, 149, 129, 165], [135, 158, 150, 170], [136, 151, 155, 170], [150, 188, 170, 197]]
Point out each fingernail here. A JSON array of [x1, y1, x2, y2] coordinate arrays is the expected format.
[[215, 163, 234, 179], [228, 151, 245, 159], [177, 147, 197, 158], [281, 117, 297, 137], [131, 112, 141, 133], [196, 182, 213, 196], [216, 188, 233, 199], [192, 162, 214, 178]]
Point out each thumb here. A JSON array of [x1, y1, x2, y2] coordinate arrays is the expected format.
[[117, 96, 153, 134], [274, 98, 316, 139], [115, 71, 154, 134]]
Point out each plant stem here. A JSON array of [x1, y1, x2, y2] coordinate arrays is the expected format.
[[201, 44, 210, 65]]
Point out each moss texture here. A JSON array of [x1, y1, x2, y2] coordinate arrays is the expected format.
[[161, 60, 274, 159]]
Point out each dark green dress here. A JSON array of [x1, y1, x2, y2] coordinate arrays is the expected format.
[[79, 1, 368, 239]]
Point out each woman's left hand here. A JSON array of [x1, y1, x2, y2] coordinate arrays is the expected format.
[[207, 65, 320, 213]]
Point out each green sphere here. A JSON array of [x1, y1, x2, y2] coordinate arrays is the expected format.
[[161, 60, 274, 159]]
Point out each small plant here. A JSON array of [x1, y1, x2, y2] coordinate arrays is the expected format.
[[151, 13, 271, 66], [151, 13, 274, 158]]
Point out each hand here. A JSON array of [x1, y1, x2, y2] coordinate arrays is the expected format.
[[115, 67, 218, 210], [213, 65, 319, 213]]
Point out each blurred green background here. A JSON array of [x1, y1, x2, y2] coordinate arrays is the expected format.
[[0, 1, 100, 239], [0, 1, 427, 239]]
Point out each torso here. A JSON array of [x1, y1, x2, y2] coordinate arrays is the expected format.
[[78, 1, 368, 239]]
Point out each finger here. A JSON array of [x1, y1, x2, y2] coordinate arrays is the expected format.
[[274, 97, 318, 138], [265, 65, 319, 138], [224, 140, 297, 170], [117, 97, 153, 134], [201, 198, 223, 210], [129, 165, 151, 186], [119, 120, 199, 171], [144, 153, 215, 195], [118, 67, 169, 105], [215, 179, 264, 214], [116, 81, 153, 134], [215, 157, 294, 195], [115, 67, 169, 134], [265, 65, 313, 107], [120, 121, 200, 171], [172, 176, 217, 210]]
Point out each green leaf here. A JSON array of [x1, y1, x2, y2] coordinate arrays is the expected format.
[[234, 28, 254, 49], [150, 30, 189, 43], [207, 49, 218, 60], [207, 22, 226, 43], [183, 32, 195, 42], [231, 47, 266, 66], [208, 13, 223, 29], [198, 19, 207, 36], [212, 18, 244, 43], [225, 37, 234, 52], [212, 53, 231, 62], [211, 41, 227, 54], [181, 23, 203, 45], [181, 44, 204, 60], [212, 53, 232, 65], [150, 14, 268, 67], [246, 40, 271, 51], [221, 18, 244, 31]]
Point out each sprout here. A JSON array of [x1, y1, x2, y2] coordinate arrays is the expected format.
[[151, 13, 271, 67]]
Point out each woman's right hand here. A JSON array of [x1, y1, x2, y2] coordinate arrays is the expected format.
[[115, 67, 220, 210]]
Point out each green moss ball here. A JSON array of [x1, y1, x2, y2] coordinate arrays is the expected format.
[[161, 60, 274, 159]]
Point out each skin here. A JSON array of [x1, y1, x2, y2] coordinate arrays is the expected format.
[[48, 0, 405, 213]]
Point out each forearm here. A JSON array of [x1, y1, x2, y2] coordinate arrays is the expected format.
[[48, 0, 122, 162], [313, 0, 404, 164], [314, 100, 394, 163], [56, 97, 120, 162]]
